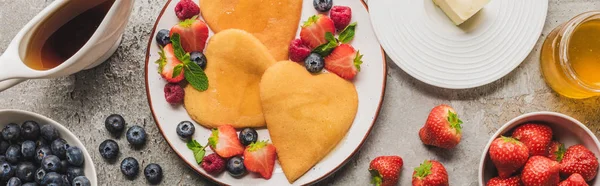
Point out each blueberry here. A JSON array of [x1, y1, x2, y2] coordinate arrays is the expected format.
[[190, 51, 207, 69], [50, 139, 69, 159], [20, 121, 40, 141], [304, 53, 325, 73], [66, 167, 83, 183], [20, 141, 35, 160], [120, 157, 139, 179], [65, 147, 83, 167], [35, 146, 52, 164], [6, 145, 21, 163], [126, 126, 146, 146], [7, 177, 21, 186], [0, 161, 14, 181], [238, 128, 258, 146], [34, 168, 45, 184], [156, 29, 171, 47], [226, 156, 246, 177], [0, 140, 10, 154], [313, 0, 332, 12], [2, 123, 21, 141], [98, 139, 119, 159], [144, 163, 162, 184], [41, 172, 63, 185], [22, 182, 37, 186], [16, 162, 35, 182], [72, 176, 90, 186], [59, 160, 68, 173], [105, 114, 125, 135], [40, 125, 59, 142], [41, 155, 61, 172], [176, 121, 195, 140]]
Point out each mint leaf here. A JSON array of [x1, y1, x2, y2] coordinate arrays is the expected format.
[[194, 148, 206, 164], [187, 140, 207, 164], [339, 22, 357, 44], [172, 64, 184, 78], [170, 33, 186, 60], [187, 140, 202, 151], [184, 62, 209, 91], [312, 41, 338, 56], [325, 32, 336, 43]]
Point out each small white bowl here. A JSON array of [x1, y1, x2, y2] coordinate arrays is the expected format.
[[0, 109, 97, 185], [479, 111, 600, 185]]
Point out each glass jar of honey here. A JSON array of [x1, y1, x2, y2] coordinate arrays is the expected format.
[[540, 11, 600, 99]]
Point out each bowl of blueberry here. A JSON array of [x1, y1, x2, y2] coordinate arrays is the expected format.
[[0, 109, 96, 186]]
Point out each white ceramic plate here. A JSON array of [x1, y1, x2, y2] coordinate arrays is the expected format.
[[144, 0, 386, 185], [479, 112, 600, 185], [369, 0, 548, 89], [0, 109, 98, 185]]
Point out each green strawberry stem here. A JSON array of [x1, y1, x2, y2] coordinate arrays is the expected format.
[[555, 143, 566, 162], [179, 15, 198, 27], [414, 160, 432, 179], [500, 136, 521, 144], [369, 169, 383, 186], [247, 140, 269, 152], [447, 110, 462, 133], [303, 15, 319, 27], [208, 129, 218, 148]]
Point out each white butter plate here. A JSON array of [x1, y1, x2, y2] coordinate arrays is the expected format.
[[369, 0, 548, 89]]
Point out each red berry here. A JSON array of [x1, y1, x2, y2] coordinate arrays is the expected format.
[[174, 0, 200, 20], [369, 156, 403, 186], [157, 44, 185, 83], [288, 39, 311, 62], [489, 136, 529, 178], [560, 144, 599, 181], [558, 173, 589, 186], [330, 6, 352, 31], [243, 141, 277, 179], [548, 141, 565, 162], [412, 160, 449, 186], [521, 156, 560, 186], [164, 83, 184, 104], [486, 176, 522, 186], [324, 44, 363, 80], [418, 105, 462, 149], [300, 15, 336, 49], [208, 125, 245, 158], [170, 18, 209, 53], [512, 123, 553, 156], [201, 153, 225, 174]]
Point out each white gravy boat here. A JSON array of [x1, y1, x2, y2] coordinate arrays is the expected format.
[[0, 0, 133, 92]]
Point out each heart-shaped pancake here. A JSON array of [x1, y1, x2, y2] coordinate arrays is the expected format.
[[260, 61, 358, 183], [184, 29, 276, 129], [199, 0, 303, 60]]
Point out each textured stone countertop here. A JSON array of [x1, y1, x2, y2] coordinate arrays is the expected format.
[[1, 0, 600, 185]]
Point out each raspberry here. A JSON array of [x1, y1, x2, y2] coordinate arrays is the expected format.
[[164, 83, 184, 104], [201, 153, 225, 174], [289, 39, 311, 62], [330, 6, 352, 31], [175, 0, 200, 20]]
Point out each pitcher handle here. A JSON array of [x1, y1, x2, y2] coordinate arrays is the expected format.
[[0, 79, 25, 92]]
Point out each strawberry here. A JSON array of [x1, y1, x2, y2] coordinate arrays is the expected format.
[[558, 173, 589, 186], [418, 105, 462, 149], [368, 156, 403, 186], [489, 136, 529, 178], [560, 144, 599, 181], [486, 176, 522, 186], [521, 156, 560, 186], [412, 160, 449, 186], [243, 140, 276, 179], [156, 44, 185, 83], [169, 16, 209, 52], [324, 44, 363, 80], [548, 141, 566, 162], [300, 15, 335, 49], [512, 123, 553, 156], [208, 125, 244, 158]]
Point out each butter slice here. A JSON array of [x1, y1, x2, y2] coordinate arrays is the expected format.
[[433, 0, 490, 25]]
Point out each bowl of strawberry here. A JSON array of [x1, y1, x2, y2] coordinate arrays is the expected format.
[[479, 111, 600, 186]]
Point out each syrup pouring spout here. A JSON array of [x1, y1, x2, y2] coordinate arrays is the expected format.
[[0, 53, 27, 92]]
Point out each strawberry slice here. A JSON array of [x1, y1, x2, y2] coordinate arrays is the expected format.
[[243, 140, 276, 179], [324, 44, 363, 80], [156, 44, 185, 83], [208, 125, 244, 158], [170, 16, 209, 52], [300, 15, 336, 49]]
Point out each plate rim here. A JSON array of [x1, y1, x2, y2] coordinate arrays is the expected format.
[[143, 0, 387, 185], [368, 0, 548, 89]]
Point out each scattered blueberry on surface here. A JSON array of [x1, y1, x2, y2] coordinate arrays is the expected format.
[[41, 172, 63, 185], [176, 121, 195, 140], [156, 29, 171, 47], [313, 0, 333, 12], [120, 157, 139, 179], [41, 155, 61, 172], [226, 156, 246, 177], [190, 51, 207, 69], [35, 146, 51, 164], [3, 123, 21, 141], [6, 145, 22, 163], [66, 167, 83, 183], [16, 162, 35, 182], [126, 126, 147, 146], [40, 125, 59, 142], [105, 114, 126, 135], [20, 141, 35, 160], [0, 161, 14, 181], [66, 146, 84, 167], [72, 176, 90, 186], [50, 139, 69, 159], [238, 128, 258, 146], [98, 139, 119, 160], [144, 163, 163, 184], [305, 53, 325, 73], [20, 121, 40, 141]]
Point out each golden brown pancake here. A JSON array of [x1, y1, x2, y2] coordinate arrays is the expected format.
[[184, 29, 276, 129], [260, 61, 358, 183], [199, 0, 303, 61]]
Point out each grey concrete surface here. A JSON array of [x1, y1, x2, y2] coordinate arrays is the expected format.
[[1, 0, 600, 185]]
